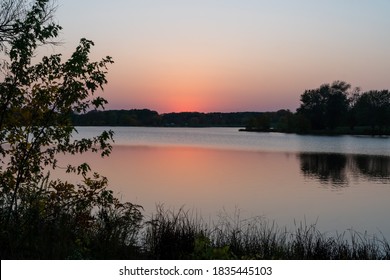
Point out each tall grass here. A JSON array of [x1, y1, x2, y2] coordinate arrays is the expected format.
[[142, 205, 204, 259], [141, 206, 390, 260], [1, 202, 389, 259]]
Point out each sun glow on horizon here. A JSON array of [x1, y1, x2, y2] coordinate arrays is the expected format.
[[62, 0, 390, 113]]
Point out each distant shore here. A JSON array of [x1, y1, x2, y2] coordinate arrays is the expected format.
[[240, 127, 390, 136], [71, 109, 390, 136]]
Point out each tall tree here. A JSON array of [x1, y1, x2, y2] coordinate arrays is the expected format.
[[326, 81, 350, 129], [297, 81, 350, 130], [0, 0, 142, 259]]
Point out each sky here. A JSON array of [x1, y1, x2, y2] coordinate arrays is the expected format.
[[55, 0, 390, 113]]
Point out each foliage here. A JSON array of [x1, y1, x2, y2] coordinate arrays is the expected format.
[[294, 81, 390, 134], [297, 81, 350, 130], [193, 234, 232, 260], [354, 90, 390, 132], [72, 110, 264, 127], [0, 173, 143, 259], [0, 0, 143, 259], [243, 81, 390, 135], [0, 0, 58, 56], [72, 109, 162, 126], [1, 0, 27, 52]]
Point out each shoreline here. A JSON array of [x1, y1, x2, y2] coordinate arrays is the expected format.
[[240, 128, 390, 137]]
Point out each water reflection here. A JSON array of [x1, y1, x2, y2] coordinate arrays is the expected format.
[[299, 153, 390, 187], [53, 144, 390, 239], [353, 155, 390, 180]]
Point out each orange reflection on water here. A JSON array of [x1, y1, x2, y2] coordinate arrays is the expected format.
[[61, 146, 301, 218], [54, 145, 390, 237]]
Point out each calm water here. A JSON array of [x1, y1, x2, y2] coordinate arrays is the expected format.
[[64, 127, 390, 238]]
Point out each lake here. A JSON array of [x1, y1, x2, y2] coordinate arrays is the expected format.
[[63, 127, 390, 239]]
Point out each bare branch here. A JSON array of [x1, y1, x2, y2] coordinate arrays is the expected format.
[[0, 0, 58, 52]]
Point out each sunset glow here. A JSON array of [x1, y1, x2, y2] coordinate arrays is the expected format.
[[56, 0, 390, 113]]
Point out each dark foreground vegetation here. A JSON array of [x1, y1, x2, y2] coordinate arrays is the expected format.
[[2, 203, 390, 260], [1, 0, 390, 260]]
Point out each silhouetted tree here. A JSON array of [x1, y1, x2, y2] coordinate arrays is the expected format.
[[297, 81, 350, 130], [355, 90, 390, 132], [275, 110, 294, 132], [326, 81, 350, 129], [0, 0, 142, 259], [0, 0, 57, 52], [346, 87, 361, 130], [292, 113, 311, 133]]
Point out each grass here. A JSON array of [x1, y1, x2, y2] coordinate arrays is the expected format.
[[140, 206, 390, 260], [1, 203, 389, 260]]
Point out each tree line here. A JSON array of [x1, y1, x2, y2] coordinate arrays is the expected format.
[[72, 81, 390, 135], [246, 81, 390, 135], [71, 109, 265, 127]]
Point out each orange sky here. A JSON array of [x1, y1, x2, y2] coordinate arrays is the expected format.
[[57, 0, 390, 113]]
